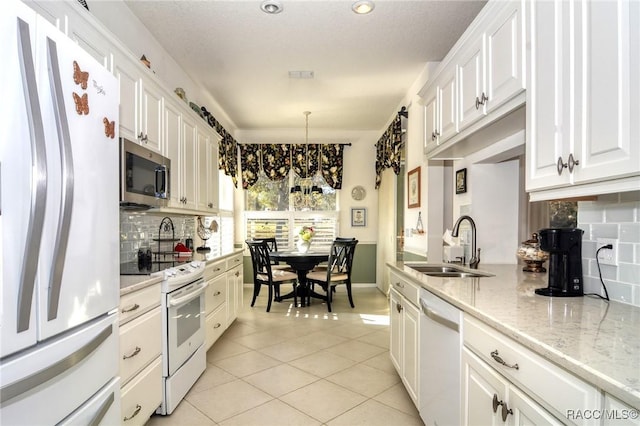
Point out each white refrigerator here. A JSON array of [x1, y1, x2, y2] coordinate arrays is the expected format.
[[0, 0, 121, 424]]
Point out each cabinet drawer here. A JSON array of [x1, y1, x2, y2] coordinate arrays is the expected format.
[[463, 316, 600, 421], [121, 357, 162, 426], [205, 305, 227, 351], [226, 253, 243, 271], [205, 275, 226, 315], [119, 308, 162, 386], [120, 284, 161, 325], [389, 271, 419, 307], [205, 259, 225, 280]]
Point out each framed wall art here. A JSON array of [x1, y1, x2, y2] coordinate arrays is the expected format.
[[351, 208, 367, 227], [407, 166, 421, 208], [456, 168, 467, 194]]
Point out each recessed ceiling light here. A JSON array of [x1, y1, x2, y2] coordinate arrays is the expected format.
[[352, 0, 375, 15], [261, 0, 283, 14]]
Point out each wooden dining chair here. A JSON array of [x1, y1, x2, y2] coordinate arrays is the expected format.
[[245, 240, 298, 312], [256, 237, 292, 271], [306, 239, 358, 312], [313, 237, 355, 272]]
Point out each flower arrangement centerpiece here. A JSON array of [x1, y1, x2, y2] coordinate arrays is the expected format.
[[296, 226, 315, 253]]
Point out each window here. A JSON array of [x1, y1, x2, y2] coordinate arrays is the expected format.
[[244, 173, 338, 250]]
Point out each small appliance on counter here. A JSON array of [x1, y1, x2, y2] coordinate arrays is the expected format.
[[535, 228, 584, 297]]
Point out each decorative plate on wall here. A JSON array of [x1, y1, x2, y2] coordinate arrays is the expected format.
[[351, 185, 366, 201]]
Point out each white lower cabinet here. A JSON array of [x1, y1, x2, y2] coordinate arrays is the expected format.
[[463, 316, 600, 426], [121, 358, 162, 426], [389, 274, 420, 407], [119, 283, 162, 425], [204, 253, 244, 350], [603, 394, 640, 426], [462, 347, 562, 426]]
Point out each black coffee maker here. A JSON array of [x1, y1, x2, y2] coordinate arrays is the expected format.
[[535, 228, 584, 297]]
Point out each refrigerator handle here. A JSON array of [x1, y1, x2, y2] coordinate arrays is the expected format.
[[88, 391, 115, 426], [0, 323, 113, 403], [16, 18, 48, 333], [46, 37, 74, 321]]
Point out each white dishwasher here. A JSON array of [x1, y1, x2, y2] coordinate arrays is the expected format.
[[419, 287, 462, 426]]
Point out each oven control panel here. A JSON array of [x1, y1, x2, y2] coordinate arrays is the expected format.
[[162, 261, 205, 291]]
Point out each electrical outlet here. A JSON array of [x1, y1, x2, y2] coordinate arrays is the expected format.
[[597, 238, 618, 266]]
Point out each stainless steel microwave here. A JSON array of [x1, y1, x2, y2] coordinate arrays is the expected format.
[[120, 138, 170, 209]]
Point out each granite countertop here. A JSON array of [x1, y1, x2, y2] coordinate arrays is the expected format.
[[388, 261, 640, 409]]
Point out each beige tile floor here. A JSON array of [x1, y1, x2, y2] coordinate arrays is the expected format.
[[147, 286, 424, 426]]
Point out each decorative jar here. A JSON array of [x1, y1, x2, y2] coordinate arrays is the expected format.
[[516, 233, 549, 273]]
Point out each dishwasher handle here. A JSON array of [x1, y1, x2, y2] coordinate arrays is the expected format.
[[420, 299, 459, 332]]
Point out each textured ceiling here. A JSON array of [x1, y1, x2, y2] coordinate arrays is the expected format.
[[123, 0, 487, 131]]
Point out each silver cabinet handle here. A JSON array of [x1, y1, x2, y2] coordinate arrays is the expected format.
[[235, 271, 240, 277], [396, 302, 403, 313], [492, 394, 513, 421], [557, 156, 568, 175], [137, 132, 148, 143], [567, 153, 580, 173], [123, 404, 142, 421], [121, 303, 140, 313], [122, 346, 141, 359], [208, 202, 213, 208], [214, 291, 221, 296], [490, 350, 519, 370], [394, 281, 404, 289], [214, 323, 222, 329]]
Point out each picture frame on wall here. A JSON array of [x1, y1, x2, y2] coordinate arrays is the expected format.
[[408, 166, 421, 208], [456, 168, 467, 194], [351, 208, 367, 227]]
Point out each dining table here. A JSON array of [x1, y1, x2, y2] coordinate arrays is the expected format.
[[270, 250, 329, 307]]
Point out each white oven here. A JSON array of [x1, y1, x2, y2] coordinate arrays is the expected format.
[[158, 261, 207, 415], [165, 277, 207, 375]]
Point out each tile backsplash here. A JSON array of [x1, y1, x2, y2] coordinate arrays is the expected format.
[[579, 191, 640, 307], [120, 212, 195, 264]]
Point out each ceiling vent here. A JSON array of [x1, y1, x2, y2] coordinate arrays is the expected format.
[[289, 71, 315, 79]]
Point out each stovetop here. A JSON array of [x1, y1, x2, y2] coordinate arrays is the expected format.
[[120, 260, 191, 276]]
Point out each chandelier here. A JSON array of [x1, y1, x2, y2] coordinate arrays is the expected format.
[[290, 111, 323, 210]]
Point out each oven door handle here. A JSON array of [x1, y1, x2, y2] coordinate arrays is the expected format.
[[169, 281, 208, 308]]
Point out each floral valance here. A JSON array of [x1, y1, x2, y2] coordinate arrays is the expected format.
[[199, 107, 239, 187], [239, 143, 346, 190], [375, 114, 404, 189]]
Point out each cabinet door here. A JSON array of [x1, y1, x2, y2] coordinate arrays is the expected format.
[[67, 13, 112, 71], [164, 99, 182, 208], [232, 265, 243, 320], [485, 3, 524, 112], [458, 37, 486, 130], [196, 126, 209, 211], [438, 72, 458, 141], [389, 289, 402, 372], [402, 300, 419, 406], [509, 386, 563, 426], [423, 91, 439, 154], [139, 78, 163, 154], [181, 115, 197, 210], [462, 347, 507, 426], [573, 0, 639, 184], [525, 0, 572, 191], [114, 53, 139, 141], [207, 136, 220, 211]]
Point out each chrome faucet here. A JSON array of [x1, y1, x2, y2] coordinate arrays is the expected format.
[[451, 215, 480, 269]]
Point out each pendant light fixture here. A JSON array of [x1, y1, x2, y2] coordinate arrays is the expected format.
[[291, 111, 323, 209]]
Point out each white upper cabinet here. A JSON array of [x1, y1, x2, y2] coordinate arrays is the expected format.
[[458, 35, 486, 131], [526, 0, 640, 198], [139, 78, 164, 154], [164, 98, 182, 208], [421, 0, 525, 158], [113, 52, 139, 143]]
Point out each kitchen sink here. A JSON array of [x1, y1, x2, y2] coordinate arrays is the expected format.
[[405, 263, 493, 278]]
